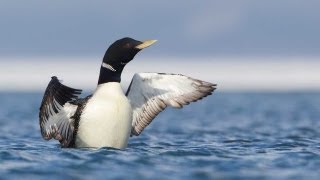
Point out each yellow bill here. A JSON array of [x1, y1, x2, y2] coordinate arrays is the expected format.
[[135, 40, 157, 49]]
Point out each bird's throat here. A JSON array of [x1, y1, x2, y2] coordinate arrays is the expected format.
[[97, 65, 123, 84]]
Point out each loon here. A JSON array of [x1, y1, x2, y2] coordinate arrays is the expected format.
[[39, 37, 216, 149]]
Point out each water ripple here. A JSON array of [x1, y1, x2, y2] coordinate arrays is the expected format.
[[0, 93, 320, 179]]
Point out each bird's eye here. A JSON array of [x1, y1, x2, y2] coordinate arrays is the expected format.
[[124, 43, 130, 48]]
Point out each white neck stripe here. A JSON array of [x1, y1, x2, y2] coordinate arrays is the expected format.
[[102, 62, 116, 72]]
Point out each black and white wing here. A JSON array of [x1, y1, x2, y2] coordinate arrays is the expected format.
[[126, 73, 216, 136], [39, 76, 82, 147]]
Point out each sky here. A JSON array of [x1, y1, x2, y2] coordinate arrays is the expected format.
[[0, 0, 320, 57], [0, 1, 319, 91]]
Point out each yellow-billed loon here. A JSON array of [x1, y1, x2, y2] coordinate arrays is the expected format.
[[39, 37, 216, 149]]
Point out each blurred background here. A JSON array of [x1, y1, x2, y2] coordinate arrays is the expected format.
[[1, 2, 320, 179], [0, 0, 319, 91]]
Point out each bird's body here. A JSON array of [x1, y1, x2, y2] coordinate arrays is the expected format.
[[39, 37, 216, 149], [75, 83, 132, 149]]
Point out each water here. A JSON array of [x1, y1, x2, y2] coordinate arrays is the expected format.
[[0, 92, 319, 179]]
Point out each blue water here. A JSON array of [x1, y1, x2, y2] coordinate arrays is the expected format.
[[0, 92, 319, 179]]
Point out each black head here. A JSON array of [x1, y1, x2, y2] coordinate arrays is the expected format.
[[98, 37, 157, 84], [102, 37, 157, 69]]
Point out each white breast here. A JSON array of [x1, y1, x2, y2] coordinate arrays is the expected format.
[[75, 83, 132, 149]]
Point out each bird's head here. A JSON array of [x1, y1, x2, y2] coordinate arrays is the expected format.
[[102, 37, 157, 71], [98, 37, 157, 84]]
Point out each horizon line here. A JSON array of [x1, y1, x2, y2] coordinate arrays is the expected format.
[[0, 57, 319, 91]]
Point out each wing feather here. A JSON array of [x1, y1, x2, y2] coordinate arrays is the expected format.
[[39, 76, 82, 147], [126, 73, 216, 136]]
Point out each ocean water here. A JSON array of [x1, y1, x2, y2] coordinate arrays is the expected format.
[[0, 92, 319, 179]]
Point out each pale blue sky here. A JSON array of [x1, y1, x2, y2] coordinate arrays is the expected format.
[[0, 0, 320, 58]]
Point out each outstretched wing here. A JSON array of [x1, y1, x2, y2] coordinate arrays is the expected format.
[[126, 73, 216, 136], [39, 76, 82, 147]]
